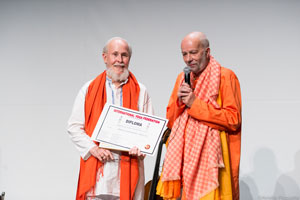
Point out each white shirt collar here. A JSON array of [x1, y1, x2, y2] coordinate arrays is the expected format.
[[106, 76, 128, 88]]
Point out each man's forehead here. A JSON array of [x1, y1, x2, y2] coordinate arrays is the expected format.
[[107, 45, 129, 54], [181, 39, 201, 50], [181, 45, 201, 53]]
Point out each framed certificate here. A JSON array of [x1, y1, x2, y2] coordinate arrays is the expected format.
[[91, 103, 168, 156]]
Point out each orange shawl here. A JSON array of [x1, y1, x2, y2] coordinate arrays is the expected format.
[[158, 66, 241, 200], [76, 71, 140, 200], [161, 57, 224, 199]]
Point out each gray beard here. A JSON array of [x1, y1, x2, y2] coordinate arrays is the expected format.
[[106, 67, 130, 83]]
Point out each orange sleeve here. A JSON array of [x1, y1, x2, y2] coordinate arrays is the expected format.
[[187, 67, 242, 133], [166, 73, 185, 128]]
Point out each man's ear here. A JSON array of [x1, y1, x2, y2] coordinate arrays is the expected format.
[[102, 53, 107, 64], [206, 48, 211, 58]]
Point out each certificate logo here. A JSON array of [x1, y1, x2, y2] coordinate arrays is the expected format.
[[144, 144, 150, 150]]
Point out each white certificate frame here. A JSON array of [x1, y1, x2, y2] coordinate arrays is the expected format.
[[91, 103, 168, 156]]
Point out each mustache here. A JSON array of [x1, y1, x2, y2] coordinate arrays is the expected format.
[[113, 63, 125, 67]]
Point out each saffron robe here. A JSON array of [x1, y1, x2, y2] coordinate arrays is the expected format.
[[164, 67, 241, 200]]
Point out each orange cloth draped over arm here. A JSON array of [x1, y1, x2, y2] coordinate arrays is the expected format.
[[165, 67, 242, 200], [165, 73, 186, 129], [76, 71, 140, 200]]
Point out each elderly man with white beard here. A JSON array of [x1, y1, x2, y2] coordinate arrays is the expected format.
[[67, 37, 154, 200]]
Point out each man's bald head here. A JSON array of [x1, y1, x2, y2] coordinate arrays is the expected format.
[[181, 32, 209, 50], [103, 37, 132, 57], [181, 32, 211, 76]]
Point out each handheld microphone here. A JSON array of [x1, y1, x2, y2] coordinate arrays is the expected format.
[[183, 66, 191, 86]]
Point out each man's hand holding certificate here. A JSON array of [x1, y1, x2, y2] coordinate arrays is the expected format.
[[91, 103, 168, 156]]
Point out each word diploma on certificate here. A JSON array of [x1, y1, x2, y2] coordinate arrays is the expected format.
[[91, 103, 168, 156]]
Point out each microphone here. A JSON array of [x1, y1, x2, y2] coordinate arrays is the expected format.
[[183, 66, 191, 86]]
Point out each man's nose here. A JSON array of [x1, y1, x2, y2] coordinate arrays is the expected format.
[[186, 54, 192, 62], [116, 54, 123, 62]]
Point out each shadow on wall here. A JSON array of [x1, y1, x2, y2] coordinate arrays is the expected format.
[[274, 150, 300, 197], [240, 148, 300, 199]]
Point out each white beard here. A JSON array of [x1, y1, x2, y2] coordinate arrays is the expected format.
[[106, 67, 130, 82]]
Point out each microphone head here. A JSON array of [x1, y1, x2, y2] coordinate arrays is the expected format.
[[183, 66, 191, 86], [183, 66, 191, 73]]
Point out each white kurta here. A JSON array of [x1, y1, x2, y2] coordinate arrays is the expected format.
[[67, 76, 154, 200]]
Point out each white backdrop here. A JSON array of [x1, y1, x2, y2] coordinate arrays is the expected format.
[[0, 0, 300, 199]]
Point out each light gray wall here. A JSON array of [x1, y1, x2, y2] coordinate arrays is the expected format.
[[0, 0, 299, 199]]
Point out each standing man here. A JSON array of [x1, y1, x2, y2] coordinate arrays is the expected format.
[[157, 32, 242, 200], [67, 37, 153, 200]]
